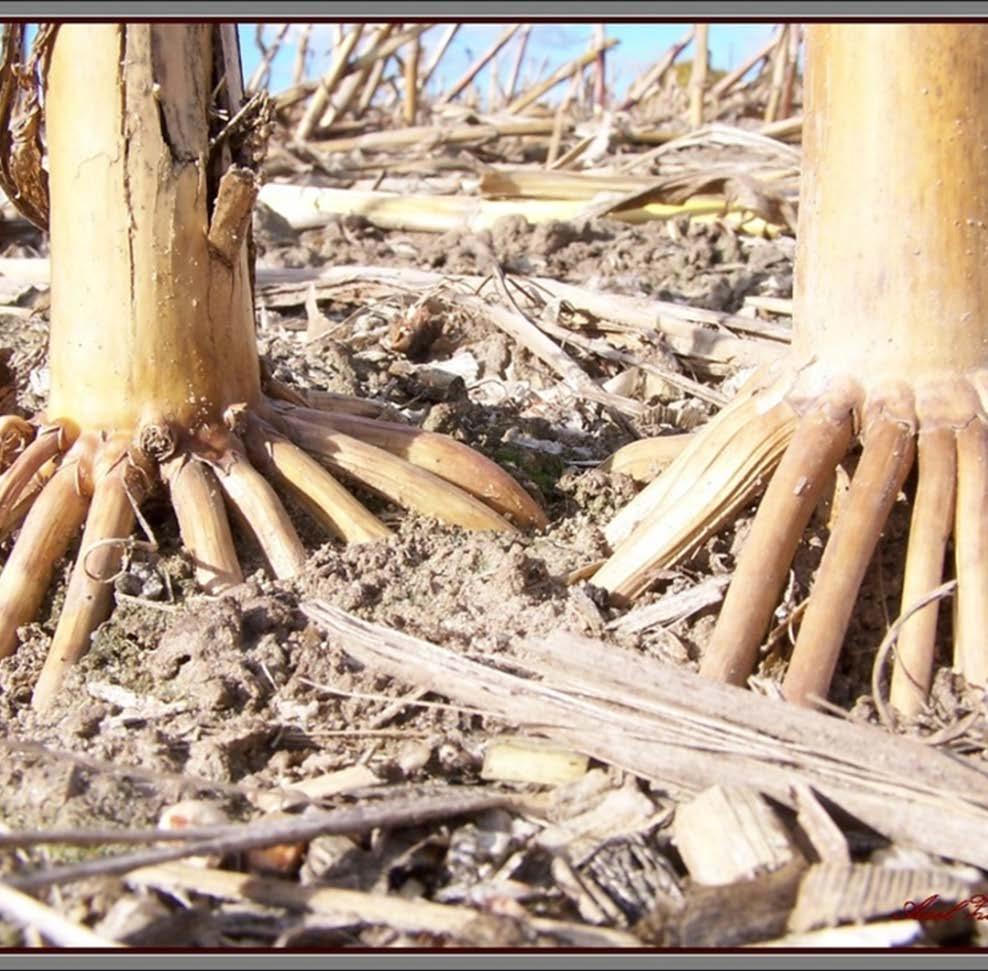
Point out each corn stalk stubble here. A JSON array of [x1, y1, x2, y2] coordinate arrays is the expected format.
[[0, 23, 542, 710], [594, 24, 988, 711]]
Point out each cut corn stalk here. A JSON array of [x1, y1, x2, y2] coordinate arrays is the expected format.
[[689, 24, 709, 129], [759, 113, 803, 141], [294, 24, 365, 142], [620, 26, 693, 111], [436, 24, 519, 105], [308, 116, 562, 154], [0, 23, 544, 710], [447, 292, 646, 419], [295, 24, 432, 141], [355, 54, 388, 115], [258, 182, 786, 238], [247, 25, 290, 93], [320, 24, 396, 128], [710, 29, 780, 99], [402, 34, 419, 126], [763, 25, 791, 124], [0, 258, 786, 374], [419, 23, 459, 94], [480, 167, 675, 201], [504, 24, 531, 103], [506, 37, 619, 114], [481, 737, 589, 785], [597, 24, 988, 710]]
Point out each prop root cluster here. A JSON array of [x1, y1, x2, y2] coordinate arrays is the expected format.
[[593, 363, 986, 713], [0, 393, 545, 711]]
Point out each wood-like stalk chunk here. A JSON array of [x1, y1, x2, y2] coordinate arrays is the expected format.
[[0, 462, 89, 658], [593, 399, 798, 604], [243, 418, 392, 544], [700, 409, 852, 685], [279, 414, 517, 533], [32, 464, 137, 710], [282, 406, 547, 530], [162, 457, 243, 595], [889, 427, 956, 715], [782, 418, 916, 707], [953, 421, 988, 686], [210, 447, 307, 580]]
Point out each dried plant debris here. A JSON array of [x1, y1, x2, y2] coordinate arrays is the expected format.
[[0, 22, 984, 951]]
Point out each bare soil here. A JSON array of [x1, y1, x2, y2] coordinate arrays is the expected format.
[[0, 160, 982, 950]]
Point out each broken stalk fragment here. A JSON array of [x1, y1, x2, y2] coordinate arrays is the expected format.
[[594, 24, 988, 711], [0, 23, 544, 710]]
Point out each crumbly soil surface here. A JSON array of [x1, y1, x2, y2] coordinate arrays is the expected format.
[[0, 169, 981, 949]]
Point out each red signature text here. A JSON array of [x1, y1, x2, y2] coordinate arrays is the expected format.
[[892, 894, 988, 922]]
